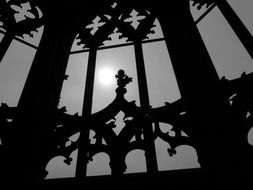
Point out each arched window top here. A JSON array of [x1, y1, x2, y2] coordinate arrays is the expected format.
[[71, 3, 164, 52]]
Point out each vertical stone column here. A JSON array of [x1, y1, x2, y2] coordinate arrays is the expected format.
[[154, 1, 244, 188], [75, 47, 97, 178], [134, 40, 158, 173], [13, 2, 79, 186]]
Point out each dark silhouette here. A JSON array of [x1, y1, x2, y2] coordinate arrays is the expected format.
[[0, 0, 253, 189]]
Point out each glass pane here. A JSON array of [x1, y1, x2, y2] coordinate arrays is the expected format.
[[197, 7, 253, 80], [45, 150, 78, 179], [142, 41, 181, 108], [92, 45, 140, 113], [59, 53, 88, 115], [0, 40, 36, 106], [86, 153, 111, 176], [227, 0, 253, 35]]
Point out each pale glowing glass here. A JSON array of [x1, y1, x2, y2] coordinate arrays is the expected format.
[[98, 67, 115, 86]]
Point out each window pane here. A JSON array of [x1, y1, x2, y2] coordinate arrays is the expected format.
[[143, 41, 181, 108], [59, 53, 88, 115], [0, 40, 36, 106], [197, 7, 253, 80], [92, 45, 140, 113]]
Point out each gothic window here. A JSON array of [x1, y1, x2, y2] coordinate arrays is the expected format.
[[46, 1, 253, 179], [50, 2, 202, 179], [0, 0, 253, 184]]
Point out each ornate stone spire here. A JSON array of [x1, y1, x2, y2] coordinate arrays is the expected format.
[[115, 69, 132, 97]]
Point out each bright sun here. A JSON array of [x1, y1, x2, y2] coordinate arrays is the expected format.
[[98, 67, 115, 86]]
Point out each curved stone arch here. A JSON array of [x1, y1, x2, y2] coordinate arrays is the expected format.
[[45, 149, 78, 179], [125, 149, 146, 174], [86, 152, 111, 176], [155, 139, 200, 171], [248, 126, 253, 146]]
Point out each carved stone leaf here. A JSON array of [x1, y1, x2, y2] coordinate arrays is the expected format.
[[191, 0, 214, 10], [11, 2, 36, 22], [76, 27, 93, 48], [123, 9, 146, 29], [85, 16, 106, 35], [0, 1, 43, 37], [136, 13, 156, 40], [103, 27, 129, 46]]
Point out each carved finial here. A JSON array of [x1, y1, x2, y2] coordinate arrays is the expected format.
[[115, 69, 132, 88], [115, 69, 132, 96]]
